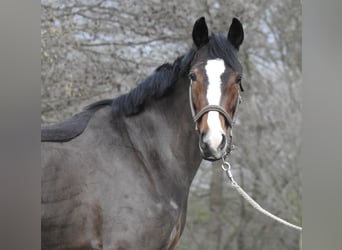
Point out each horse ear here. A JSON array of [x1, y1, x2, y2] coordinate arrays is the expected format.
[[192, 17, 209, 48], [227, 18, 244, 50]]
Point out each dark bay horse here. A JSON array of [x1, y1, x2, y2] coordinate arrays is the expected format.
[[41, 17, 244, 250]]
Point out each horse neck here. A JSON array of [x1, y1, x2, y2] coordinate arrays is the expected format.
[[162, 77, 203, 180], [124, 76, 202, 186]]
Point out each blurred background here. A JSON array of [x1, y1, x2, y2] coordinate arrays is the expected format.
[[41, 0, 302, 249]]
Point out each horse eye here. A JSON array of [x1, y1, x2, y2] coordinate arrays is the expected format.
[[236, 74, 242, 84], [236, 74, 244, 92], [188, 72, 197, 81]]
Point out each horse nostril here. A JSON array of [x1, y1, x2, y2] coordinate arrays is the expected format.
[[199, 131, 209, 150], [218, 134, 226, 150], [200, 131, 206, 141]]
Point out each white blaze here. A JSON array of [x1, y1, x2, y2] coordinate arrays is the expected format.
[[204, 59, 225, 150]]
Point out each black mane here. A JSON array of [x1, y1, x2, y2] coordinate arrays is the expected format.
[[111, 50, 195, 116], [42, 33, 241, 142], [208, 33, 242, 72]]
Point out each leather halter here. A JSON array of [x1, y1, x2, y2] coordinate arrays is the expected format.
[[188, 79, 240, 131]]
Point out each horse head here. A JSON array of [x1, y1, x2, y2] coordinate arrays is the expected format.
[[189, 17, 244, 161]]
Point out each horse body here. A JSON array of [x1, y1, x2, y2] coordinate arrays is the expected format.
[[42, 78, 202, 249], [42, 17, 244, 250]]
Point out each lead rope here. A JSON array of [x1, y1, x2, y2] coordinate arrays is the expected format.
[[222, 92, 302, 232], [221, 155, 302, 232], [189, 79, 302, 231]]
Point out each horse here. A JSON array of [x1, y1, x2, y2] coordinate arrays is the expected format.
[[41, 16, 244, 250]]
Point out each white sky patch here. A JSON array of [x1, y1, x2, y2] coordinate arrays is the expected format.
[[170, 199, 178, 210], [204, 59, 225, 149]]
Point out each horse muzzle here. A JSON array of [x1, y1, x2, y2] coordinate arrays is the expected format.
[[199, 130, 228, 161]]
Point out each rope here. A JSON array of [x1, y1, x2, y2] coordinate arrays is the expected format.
[[188, 74, 302, 232], [222, 159, 302, 232]]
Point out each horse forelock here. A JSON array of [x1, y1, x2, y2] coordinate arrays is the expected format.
[[207, 34, 242, 73]]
